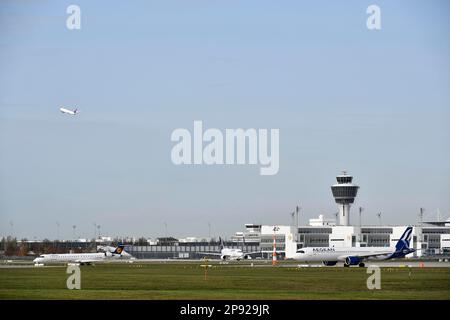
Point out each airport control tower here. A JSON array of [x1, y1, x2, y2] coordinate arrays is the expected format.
[[331, 171, 359, 226]]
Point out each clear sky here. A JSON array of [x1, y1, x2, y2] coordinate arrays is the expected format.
[[1, 0, 449, 240]]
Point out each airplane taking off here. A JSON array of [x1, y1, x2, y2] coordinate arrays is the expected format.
[[200, 237, 260, 261], [292, 227, 415, 267], [33, 245, 129, 265], [60, 107, 78, 115]]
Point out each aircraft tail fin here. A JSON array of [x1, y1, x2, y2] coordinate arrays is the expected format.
[[395, 227, 413, 251], [113, 244, 124, 255]]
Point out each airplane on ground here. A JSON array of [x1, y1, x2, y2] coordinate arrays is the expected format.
[[98, 245, 135, 261], [59, 107, 78, 115], [292, 226, 415, 267], [200, 237, 260, 261], [33, 244, 129, 265]]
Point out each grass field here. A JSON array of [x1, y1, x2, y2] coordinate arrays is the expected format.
[[1, 262, 450, 299]]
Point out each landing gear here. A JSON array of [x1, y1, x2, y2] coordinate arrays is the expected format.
[[358, 262, 365, 267], [344, 263, 350, 267]]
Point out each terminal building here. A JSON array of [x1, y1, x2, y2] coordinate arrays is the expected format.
[[126, 172, 450, 259]]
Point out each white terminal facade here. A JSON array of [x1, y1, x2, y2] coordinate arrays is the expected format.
[[233, 172, 450, 259]]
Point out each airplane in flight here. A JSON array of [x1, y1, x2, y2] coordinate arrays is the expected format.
[[33, 244, 129, 265], [292, 227, 415, 267], [200, 237, 260, 261], [59, 107, 79, 115]]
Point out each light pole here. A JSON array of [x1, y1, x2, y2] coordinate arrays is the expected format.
[[272, 226, 279, 266], [419, 208, 425, 227], [358, 207, 364, 243], [290, 211, 295, 228], [93, 223, 97, 241], [9, 221, 13, 238], [72, 225, 76, 240], [359, 207, 364, 229], [208, 222, 211, 239], [419, 208, 425, 243], [56, 221, 60, 241], [295, 205, 301, 230], [164, 222, 168, 239]]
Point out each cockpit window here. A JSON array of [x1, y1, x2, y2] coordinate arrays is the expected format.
[[297, 250, 305, 254]]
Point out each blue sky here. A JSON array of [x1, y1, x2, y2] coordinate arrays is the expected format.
[[1, 0, 449, 240]]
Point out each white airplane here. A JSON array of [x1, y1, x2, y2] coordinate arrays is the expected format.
[[97, 245, 135, 261], [33, 245, 128, 265], [292, 227, 415, 267], [200, 237, 260, 261], [59, 107, 78, 115]]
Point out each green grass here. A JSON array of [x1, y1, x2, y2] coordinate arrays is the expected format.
[[1, 263, 449, 299]]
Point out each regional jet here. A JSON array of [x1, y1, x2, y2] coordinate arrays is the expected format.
[[33, 245, 128, 265], [200, 237, 260, 261], [60, 107, 78, 115], [292, 227, 415, 267]]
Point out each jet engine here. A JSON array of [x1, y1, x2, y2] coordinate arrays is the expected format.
[[344, 256, 361, 266], [322, 261, 338, 266]]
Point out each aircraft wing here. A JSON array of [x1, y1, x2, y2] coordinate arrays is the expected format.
[[244, 251, 261, 255], [75, 258, 103, 263], [337, 251, 393, 260], [196, 252, 222, 256]]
